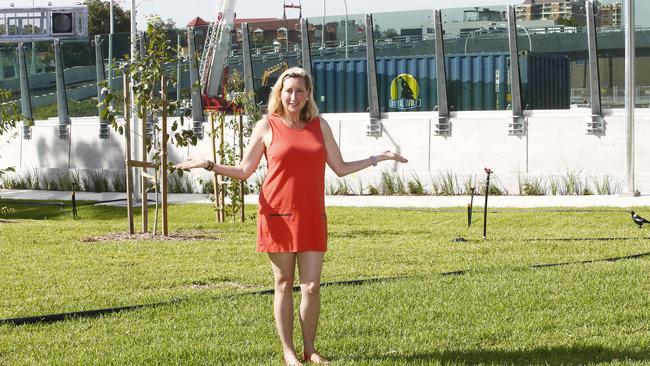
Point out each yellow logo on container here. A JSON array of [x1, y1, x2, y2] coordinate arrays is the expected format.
[[389, 74, 421, 110]]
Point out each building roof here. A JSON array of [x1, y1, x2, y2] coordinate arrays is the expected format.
[[522, 0, 569, 4], [234, 18, 280, 24], [236, 18, 301, 31], [186, 16, 209, 27]]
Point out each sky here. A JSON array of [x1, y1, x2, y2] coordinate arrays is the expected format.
[[16, 0, 650, 28], [23, 0, 522, 28]]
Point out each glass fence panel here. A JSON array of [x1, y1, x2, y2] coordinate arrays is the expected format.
[[0, 44, 18, 96], [372, 9, 437, 113], [226, 22, 244, 91], [516, 2, 586, 110], [635, 0, 650, 107], [442, 5, 509, 111], [240, 18, 303, 107], [27, 40, 57, 121], [307, 14, 368, 113], [60, 38, 98, 117], [596, 0, 624, 108]]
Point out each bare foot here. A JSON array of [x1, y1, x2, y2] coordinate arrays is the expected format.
[[304, 352, 330, 365], [284, 351, 304, 366]]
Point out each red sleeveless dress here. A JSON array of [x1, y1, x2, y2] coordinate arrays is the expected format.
[[256, 114, 328, 253]]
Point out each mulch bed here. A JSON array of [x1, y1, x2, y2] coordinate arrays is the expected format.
[[81, 231, 220, 243]]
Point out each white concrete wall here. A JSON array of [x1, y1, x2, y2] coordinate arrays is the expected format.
[[1, 108, 649, 194]]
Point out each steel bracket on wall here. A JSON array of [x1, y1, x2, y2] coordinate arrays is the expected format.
[[506, 5, 526, 136], [433, 9, 450, 136], [509, 116, 527, 135], [585, 0, 605, 135], [365, 14, 382, 137]]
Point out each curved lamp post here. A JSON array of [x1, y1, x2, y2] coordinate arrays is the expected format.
[[343, 0, 348, 58], [464, 24, 532, 54]]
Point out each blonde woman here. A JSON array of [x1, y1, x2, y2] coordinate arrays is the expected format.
[[175, 67, 407, 365]]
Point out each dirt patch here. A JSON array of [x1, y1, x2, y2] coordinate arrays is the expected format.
[[0, 219, 16, 224], [81, 231, 221, 243]]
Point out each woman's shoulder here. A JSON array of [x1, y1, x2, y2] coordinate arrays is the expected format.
[[316, 115, 329, 127], [252, 116, 272, 133]]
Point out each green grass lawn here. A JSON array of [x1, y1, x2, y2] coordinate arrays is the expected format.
[[1, 201, 650, 365]]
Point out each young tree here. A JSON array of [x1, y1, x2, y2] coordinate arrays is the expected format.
[[0, 89, 21, 215], [84, 0, 131, 35]]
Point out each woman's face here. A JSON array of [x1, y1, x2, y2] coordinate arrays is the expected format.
[[281, 76, 308, 115]]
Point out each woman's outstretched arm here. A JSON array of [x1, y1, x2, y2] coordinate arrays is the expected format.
[[320, 117, 407, 177], [173, 118, 269, 180]]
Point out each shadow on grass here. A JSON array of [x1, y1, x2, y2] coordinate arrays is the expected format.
[[330, 229, 432, 239], [0, 276, 407, 326], [462, 237, 649, 243], [532, 250, 650, 268], [521, 237, 649, 242], [353, 346, 650, 364], [1, 200, 132, 221]]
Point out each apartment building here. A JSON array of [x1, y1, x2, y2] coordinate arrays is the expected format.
[[516, 0, 586, 25], [516, 0, 622, 27]]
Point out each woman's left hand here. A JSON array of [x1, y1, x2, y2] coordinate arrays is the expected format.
[[173, 157, 210, 170], [379, 150, 408, 164]]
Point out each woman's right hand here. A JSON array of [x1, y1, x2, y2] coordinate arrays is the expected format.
[[173, 158, 209, 170]]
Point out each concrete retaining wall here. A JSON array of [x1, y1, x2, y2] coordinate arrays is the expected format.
[[1, 108, 649, 195]]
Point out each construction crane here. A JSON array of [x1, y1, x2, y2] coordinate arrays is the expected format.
[[283, 0, 302, 20], [256, 61, 289, 105], [200, 0, 237, 111]]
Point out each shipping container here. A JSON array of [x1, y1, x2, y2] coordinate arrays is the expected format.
[[311, 52, 570, 113], [445, 53, 509, 111], [312, 58, 369, 113], [521, 53, 570, 110]]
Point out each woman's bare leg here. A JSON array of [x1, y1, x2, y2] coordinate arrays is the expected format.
[[297, 251, 329, 364], [268, 252, 303, 366]]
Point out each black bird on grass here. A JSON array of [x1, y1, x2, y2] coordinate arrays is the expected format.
[[628, 210, 650, 228]]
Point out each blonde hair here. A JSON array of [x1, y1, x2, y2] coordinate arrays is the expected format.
[[267, 67, 319, 122]]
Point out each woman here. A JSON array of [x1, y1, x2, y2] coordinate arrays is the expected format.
[[175, 67, 407, 365]]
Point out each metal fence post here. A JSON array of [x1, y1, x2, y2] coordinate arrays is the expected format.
[[365, 14, 381, 137], [54, 39, 70, 139], [506, 5, 526, 136], [300, 18, 313, 78], [187, 27, 205, 138], [17, 43, 32, 140], [586, 0, 605, 135], [95, 35, 109, 139], [241, 23, 255, 94], [434, 9, 450, 136]]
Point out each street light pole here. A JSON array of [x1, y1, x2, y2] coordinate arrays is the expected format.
[[624, 0, 637, 195], [321, 0, 326, 45], [130, 0, 141, 200], [108, 0, 114, 87], [343, 0, 348, 58]]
